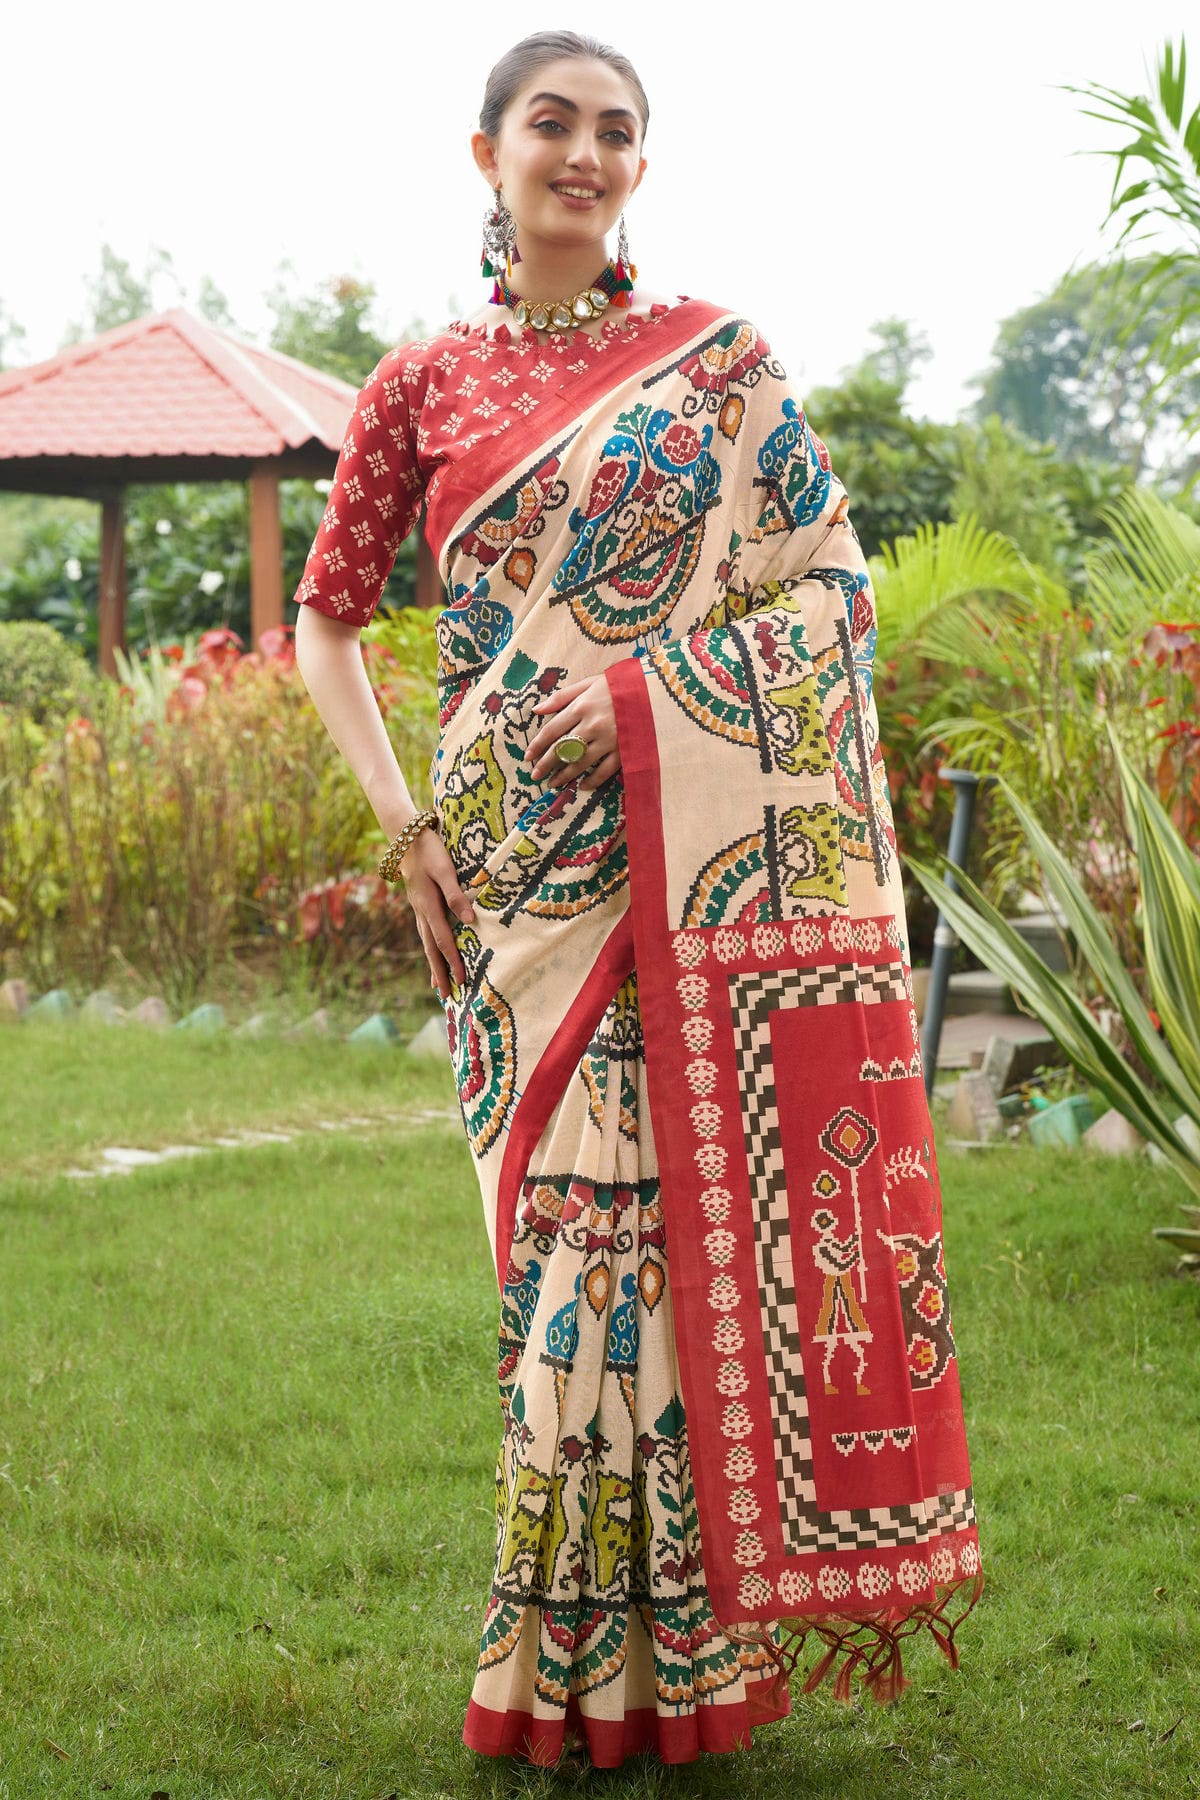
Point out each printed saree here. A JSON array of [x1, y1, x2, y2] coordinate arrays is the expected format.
[[296, 296, 982, 1769]]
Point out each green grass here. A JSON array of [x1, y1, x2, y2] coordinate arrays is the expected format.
[[0, 1015, 456, 1183], [1, 1024, 1199, 1797]]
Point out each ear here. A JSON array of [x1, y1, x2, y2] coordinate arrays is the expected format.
[[627, 154, 648, 200], [471, 130, 500, 187]]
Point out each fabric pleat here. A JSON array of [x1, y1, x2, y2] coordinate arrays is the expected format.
[[463, 974, 787, 1767]]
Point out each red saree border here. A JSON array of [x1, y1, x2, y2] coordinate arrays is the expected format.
[[463, 1674, 789, 1768], [492, 910, 635, 1288], [606, 659, 983, 1689], [425, 298, 728, 571]]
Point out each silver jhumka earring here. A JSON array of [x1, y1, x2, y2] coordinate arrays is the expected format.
[[481, 187, 518, 280]]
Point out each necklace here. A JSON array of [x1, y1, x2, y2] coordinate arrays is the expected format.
[[492, 258, 635, 331]]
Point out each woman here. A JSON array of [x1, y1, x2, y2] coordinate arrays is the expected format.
[[294, 30, 982, 1771]]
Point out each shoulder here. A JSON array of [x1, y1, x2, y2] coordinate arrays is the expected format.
[[670, 298, 785, 360], [367, 323, 471, 387], [662, 302, 793, 396]]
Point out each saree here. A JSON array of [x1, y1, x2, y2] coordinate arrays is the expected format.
[[296, 297, 982, 1768]]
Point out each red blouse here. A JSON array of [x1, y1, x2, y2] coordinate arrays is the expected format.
[[293, 305, 687, 630]]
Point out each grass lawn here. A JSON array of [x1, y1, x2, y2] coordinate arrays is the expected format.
[[1, 1021, 1198, 1798]]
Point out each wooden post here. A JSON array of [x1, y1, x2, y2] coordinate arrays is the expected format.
[[98, 492, 127, 678], [248, 465, 284, 648], [416, 524, 441, 609]]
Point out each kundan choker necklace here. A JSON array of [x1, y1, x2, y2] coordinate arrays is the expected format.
[[490, 258, 636, 331]]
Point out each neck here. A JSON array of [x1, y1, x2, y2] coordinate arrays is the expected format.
[[505, 231, 611, 300]]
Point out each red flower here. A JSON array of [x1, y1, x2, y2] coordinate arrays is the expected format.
[[166, 675, 207, 719], [1143, 621, 1200, 670], [259, 624, 296, 666]]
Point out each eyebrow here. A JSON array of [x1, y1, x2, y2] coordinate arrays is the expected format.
[[525, 90, 638, 125]]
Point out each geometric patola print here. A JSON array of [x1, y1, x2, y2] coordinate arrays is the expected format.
[[728, 962, 975, 1555]]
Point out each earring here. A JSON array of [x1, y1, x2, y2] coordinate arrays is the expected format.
[[611, 211, 638, 308], [481, 187, 518, 295]]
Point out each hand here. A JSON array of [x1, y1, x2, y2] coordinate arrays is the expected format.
[[526, 675, 621, 792], [399, 827, 476, 1003]]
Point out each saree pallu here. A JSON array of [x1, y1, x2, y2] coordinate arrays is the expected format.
[[297, 298, 982, 1768]]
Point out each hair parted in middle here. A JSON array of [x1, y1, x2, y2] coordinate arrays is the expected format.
[[478, 31, 650, 142]]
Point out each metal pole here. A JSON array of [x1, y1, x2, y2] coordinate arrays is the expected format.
[[920, 768, 990, 1099]]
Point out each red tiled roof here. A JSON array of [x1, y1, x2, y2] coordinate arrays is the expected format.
[[0, 309, 359, 462]]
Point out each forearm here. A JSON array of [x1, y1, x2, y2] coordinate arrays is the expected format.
[[293, 605, 418, 838]]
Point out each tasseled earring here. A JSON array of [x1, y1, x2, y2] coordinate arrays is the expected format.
[[610, 211, 638, 308], [481, 187, 519, 301]]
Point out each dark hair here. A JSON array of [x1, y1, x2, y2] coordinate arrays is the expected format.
[[479, 31, 650, 142]]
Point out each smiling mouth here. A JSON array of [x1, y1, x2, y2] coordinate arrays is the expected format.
[[551, 183, 604, 200]]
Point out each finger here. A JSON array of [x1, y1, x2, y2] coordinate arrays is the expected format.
[[527, 703, 581, 747], [578, 751, 621, 790], [542, 721, 614, 768], [531, 679, 590, 713], [431, 914, 467, 989], [528, 718, 584, 773], [436, 867, 476, 925], [415, 921, 449, 1001], [542, 741, 602, 786]]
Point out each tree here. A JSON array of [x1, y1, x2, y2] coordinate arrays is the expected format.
[[0, 300, 26, 370], [195, 277, 238, 330], [63, 244, 179, 343], [1065, 38, 1200, 471], [267, 273, 392, 385], [852, 315, 933, 392], [805, 322, 959, 560], [968, 261, 1200, 480]]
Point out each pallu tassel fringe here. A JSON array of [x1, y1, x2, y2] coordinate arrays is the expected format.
[[726, 1571, 984, 1710]]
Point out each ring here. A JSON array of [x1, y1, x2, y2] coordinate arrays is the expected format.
[[554, 735, 589, 765]]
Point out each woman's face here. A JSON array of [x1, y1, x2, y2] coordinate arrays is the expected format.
[[474, 57, 646, 253]]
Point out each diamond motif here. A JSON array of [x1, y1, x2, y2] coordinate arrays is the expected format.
[[818, 1106, 879, 1169]]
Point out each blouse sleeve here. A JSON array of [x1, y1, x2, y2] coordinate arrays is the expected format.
[[293, 354, 425, 629]]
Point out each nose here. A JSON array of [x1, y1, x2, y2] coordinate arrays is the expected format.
[[563, 132, 602, 175]]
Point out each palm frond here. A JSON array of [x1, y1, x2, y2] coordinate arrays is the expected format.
[[1113, 736, 1200, 1100], [1064, 38, 1200, 422], [909, 851, 1200, 1200], [868, 514, 1048, 660], [1084, 488, 1200, 631]]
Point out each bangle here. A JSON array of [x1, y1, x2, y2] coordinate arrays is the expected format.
[[378, 809, 439, 882]]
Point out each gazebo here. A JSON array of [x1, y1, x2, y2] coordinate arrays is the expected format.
[[0, 308, 439, 672]]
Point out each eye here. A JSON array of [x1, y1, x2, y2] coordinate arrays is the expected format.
[[532, 118, 566, 133], [604, 129, 633, 145]]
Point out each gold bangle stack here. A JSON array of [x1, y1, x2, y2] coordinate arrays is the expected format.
[[378, 809, 439, 882]]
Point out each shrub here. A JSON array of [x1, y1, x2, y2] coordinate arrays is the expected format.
[[0, 620, 96, 722], [0, 624, 436, 1007]]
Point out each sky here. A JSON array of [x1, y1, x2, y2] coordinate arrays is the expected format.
[[1, 0, 1192, 422]]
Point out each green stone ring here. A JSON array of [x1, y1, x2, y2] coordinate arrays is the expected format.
[[554, 735, 589, 765]]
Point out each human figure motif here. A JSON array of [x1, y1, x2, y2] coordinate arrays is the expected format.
[[811, 1207, 872, 1396]]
